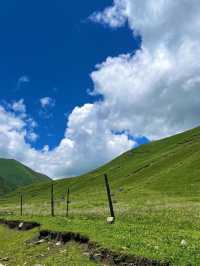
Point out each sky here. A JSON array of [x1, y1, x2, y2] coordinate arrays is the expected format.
[[0, 0, 140, 150], [0, 0, 200, 178]]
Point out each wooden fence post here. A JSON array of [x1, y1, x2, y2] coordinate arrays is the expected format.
[[51, 183, 55, 217], [20, 193, 23, 216], [66, 188, 70, 217], [104, 174, 115, 221]]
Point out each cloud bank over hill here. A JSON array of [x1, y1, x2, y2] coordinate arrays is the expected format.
[[90, 0, 200, 138], [1, 0, 200, 178], [0, 102, 134, 178]]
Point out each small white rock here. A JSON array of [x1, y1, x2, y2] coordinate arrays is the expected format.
[[56, 241, 62, 246], [35, 239, 45, 245], [18, 222, 24, 229], [180, 239, 187, 247], [107, 216, 115, 224]]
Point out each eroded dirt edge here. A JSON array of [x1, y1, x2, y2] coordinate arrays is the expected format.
[[0, 219, 170, 266]]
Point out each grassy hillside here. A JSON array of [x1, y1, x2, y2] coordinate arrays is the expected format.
[[3, 125, 200, 203], [1, 126, 200, 265], [0, 158, 50, 195]]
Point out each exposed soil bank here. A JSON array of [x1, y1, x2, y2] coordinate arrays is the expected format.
[[38, 230, 170, 266], [0, 219, 40, 231], [0, 219, 170, 266]]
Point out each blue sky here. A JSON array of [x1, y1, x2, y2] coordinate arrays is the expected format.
[[0, 0, 140, 150], [0, 1, 199, 178]]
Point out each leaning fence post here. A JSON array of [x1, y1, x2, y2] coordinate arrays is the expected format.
[[104, 174, 115, 223], [66, 188, 70, 217], [20, 193, 23, 216], [51, 183, 55, 217]]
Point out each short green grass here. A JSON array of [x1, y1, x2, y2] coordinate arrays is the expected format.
[[0, 225, 97, 266], [1, 126, 200, 265]]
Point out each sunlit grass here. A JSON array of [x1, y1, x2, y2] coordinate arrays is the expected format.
[[1, 127, 200, 265], [0, 225, 97, 266]]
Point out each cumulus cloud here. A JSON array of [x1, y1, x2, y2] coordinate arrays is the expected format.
[[0, 102, 134, 178], [40, 97, 55, 108], [12, 99, 26, 113], [0, 105, 33, 161], [39, 97, 56, 119], [27, 132, 38, 142], [1, 1, 200, 178], [90, 0, 200, 139], [89, 0, 128, 28]]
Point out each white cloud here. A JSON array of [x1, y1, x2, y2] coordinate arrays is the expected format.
[[27, 132, 38, 142], [12, 99, 26, 113], [89, 0, 128, 28], [0, 102, 135, 178], [89, 0, 200, 139], [1, 1, 200, 178], [40, 97, 55, 108], [39, 97, 56, 119]]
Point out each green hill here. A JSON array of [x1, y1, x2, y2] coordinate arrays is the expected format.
[[0, 159, 50, 195], [3, 125, 200, 205], [2, 126, 200, 265]]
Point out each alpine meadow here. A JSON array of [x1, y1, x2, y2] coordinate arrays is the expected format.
[[1, 127, 200, 265], [1, 1, 200, 266]]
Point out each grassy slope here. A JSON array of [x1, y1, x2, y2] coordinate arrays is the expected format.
[[0, 158, 50, 195], [3, 126, 200, 202], [1, 126, 200, 265]]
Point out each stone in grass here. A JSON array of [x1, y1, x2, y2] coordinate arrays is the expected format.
[[180, 239, 187, 247], [0, 263, 6, 266], [56, 241, 62, 246], [107, 217, 115, 224], [35, 239, 46, 245], [18, 222, 24, 229]]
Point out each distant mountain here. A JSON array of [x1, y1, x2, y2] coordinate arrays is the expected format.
[[0, 158, 50, 195]]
